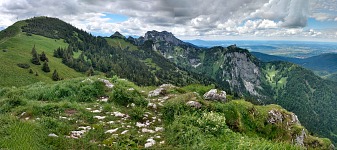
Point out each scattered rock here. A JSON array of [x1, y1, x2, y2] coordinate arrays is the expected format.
[[99, 78, 114, 88], [105, 128, 119, 134], [48, 133, 59, 137], [291, 113, 300, 124], [121, 130, 128, 134], [159, 141, 165, 144], [97, 97, 109, 102], [145, 138, 156, 148], [92, 110, 102, 113], [136, 122, 146, 128], [186, 101, 202, 109], [70, 130, 86, 138], [93, 116, 106, 120], [82, 78, 93, 83], [107, 121, 115, 124], [86, 108, 92, 111], [160, 84, 175, 88], [147, 103, 157, 109], [113, 111, 126, 117], [78, 126, 91, 131], [142, 128, 156, 134], [128, 88, 135, 91], [203, 89, 226, 102], [155, 127, 164, 132], [268, 109, 283, 124], [148, 88, 166, 97]]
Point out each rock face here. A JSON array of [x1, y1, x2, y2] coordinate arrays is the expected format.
[[220, 50, 261, 96], [268, 109, 283, 124], [144, 30, 184, 46], [203, 89, 226, 103], [295, 129, 307, 146], [186, 101, 202, 109]]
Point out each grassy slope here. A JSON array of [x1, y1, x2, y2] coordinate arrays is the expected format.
[[0, 24, 83, 87], [0, 76, 332, 149], [105, 38, 138, 51]]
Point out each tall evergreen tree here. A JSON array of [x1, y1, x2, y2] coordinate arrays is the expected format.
[[40, 51, 48, 62], [86, 66, 95, 76], [31, 45, 41, 65], [52, 70, 60, 81], [42, 61, 50, 72]]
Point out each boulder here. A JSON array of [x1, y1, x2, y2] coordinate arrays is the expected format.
[[267, 109, 283, 124], [186, 101, 202, 109], [203, 89, 226, 102], [148, 87, 166, 97]]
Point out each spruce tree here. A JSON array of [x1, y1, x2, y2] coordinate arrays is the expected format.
[[42, 61, 50, 72], [31, 45, 41, 65], [40, 51, 48, 62], [86, 66, 95, 76], [52, 70, 60, 81], [29, 69, 33, 74]]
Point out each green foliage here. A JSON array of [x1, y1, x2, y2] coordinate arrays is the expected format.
[[52, 69, 60, 81], [42, 61, 50, 72], [182, 84, 215, 96], [31, 45, 41, 65], [110, 85, 148, 107]]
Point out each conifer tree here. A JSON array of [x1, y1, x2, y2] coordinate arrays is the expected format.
[[40, 51, 48, 62], [29, 69, 33, 74], [52, 70, 60, 81], [31, 45, 41, 65], [42, 61, 50, 72], [86, 66, 95, 76]]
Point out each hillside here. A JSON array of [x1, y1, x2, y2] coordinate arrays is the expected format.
[[0, 20, 83, 87], [0, 76, 333, 149], [252, 52, 337, 76]]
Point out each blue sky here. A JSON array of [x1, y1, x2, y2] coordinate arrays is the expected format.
[[0, 0, 337, 42]]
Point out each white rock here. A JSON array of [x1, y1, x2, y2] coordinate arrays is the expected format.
[[148, 88, 165, 97], [92, 110, 101, 113], [97, 97, 109, 102], [105, 128, 119, 134], [78, 126, 91, 131], [136, 122, 146, 128], [145, 138, 156, 148], [107, 121, 115, 124], [99, 78, 114, 88], [48, 133, 58, 137], [147, 103, 157, 109], [159, 141, 165, 144], [86, 108, 92, 111], [93, 116, 106, 120], [203, 89, 226, 102], [70, 130, 86, 138], [155, 127, 164, 132], [121, 130, 128, 134], [186, 101, 202, 109], [113, 112, 125, 117], [142, 128, 156, 134], [128, 88, 135, 91]]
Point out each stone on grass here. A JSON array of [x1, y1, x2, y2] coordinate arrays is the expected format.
[[105, 128, 119, 134], [145, 138, 156, 148], [186, 101, 202, 109], [48, 133, 59, 137], [203, 89, 226, 102]]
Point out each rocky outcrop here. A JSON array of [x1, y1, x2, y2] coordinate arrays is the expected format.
[[295, 129, 306, 146], [203, 89, 226, 103], [144, 30, 184, 46], [186, 101, 202, 109], [268, 109, 283, 124], [221, 50, 261, 96], [148, 84, 175, 97]]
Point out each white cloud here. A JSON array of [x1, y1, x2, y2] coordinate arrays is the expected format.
[[0, 0, 335, 41]]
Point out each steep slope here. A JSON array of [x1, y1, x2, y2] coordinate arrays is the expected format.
[[0, 20, 83, 87], [253, 52, 337, 76], [132, 31, 337, 145], [0, 76, 333, 149]]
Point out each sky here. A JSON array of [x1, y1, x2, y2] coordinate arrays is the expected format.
[[1, 0, 337, 42]]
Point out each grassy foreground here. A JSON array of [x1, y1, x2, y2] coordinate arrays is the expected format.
[[0, 76, 333, 149]]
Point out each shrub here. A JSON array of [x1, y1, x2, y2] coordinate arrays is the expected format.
[[110, 85, 147, 107], [17, 63, 30, 69]]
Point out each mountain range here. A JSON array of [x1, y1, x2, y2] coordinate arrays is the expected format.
[[0, 16, 336, 149]]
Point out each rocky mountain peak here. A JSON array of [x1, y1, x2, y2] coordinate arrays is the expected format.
[[111, 31, 125, 39], [144, 30, 184, 46]]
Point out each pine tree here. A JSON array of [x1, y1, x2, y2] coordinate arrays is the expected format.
[[40, 51, 48, 62], [86, 66, 95, 76], [31, 45, 41, 65], [52, 70, 60, 81], [42, 61, 50, 72]]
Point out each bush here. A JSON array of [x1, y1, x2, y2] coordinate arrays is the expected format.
[[17, 63, 30, 69], [128, 106, 146, 121], [110, 85, 147, 107]]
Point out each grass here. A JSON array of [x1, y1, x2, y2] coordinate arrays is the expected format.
[[105, 38, 138, 51], [0, 76, 333, 149], [0, 31, 83, 87]]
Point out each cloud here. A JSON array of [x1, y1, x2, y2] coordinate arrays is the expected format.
[[0, 0, 335, 41]]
